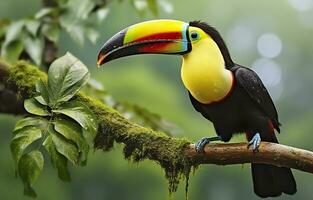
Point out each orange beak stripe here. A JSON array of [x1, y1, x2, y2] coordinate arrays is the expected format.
[[97, 54, 105, 66]]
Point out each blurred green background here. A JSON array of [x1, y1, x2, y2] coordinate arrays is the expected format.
[[1, 0, 313, 199]]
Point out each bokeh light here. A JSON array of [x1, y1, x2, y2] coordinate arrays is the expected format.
[[288, 0, 313, 11], [227, 24, 255, 51], [252, 58, 283, 101], [257, 33, 282, 58], [298, 12, 313, 28], [159, 0, 173, 13]]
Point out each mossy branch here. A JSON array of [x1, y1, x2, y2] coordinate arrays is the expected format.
[[1, 61, 313, 194]]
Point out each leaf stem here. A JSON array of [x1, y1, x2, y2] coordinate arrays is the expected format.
[[36, 115, 53, 150]]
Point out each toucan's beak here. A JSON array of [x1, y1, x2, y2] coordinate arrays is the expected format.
[[97, 20, 191, 66]]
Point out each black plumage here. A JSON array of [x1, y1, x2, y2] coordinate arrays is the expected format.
[[189, 21, 296, 197]]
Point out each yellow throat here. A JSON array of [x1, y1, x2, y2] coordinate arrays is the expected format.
[[181, 34, 233, 104]]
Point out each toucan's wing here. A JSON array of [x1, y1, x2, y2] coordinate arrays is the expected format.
[[234, 65, 280, 131], [188, 92, 212, 121]]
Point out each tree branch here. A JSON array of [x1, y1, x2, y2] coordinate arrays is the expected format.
[[186, 142, 313, 173], [1, 61, 313, 193], [0, 60, 25, 114]]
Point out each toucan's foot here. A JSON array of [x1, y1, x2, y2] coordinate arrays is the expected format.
[[195, 136, 223, 153], [248, 133, 261, 152], [195, 137, 211, 153]]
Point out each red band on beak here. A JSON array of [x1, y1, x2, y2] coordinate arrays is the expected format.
[[139, 42, 172, 53], [132, 32, 182, 43]]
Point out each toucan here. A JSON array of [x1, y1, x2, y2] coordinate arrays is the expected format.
[[97, 19, 297, 197]]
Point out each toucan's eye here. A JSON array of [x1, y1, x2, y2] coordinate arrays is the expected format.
[[190, 31, 199, 40]]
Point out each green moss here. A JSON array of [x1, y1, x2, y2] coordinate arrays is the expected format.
[[7, 61, 46, 98], [77, 94, 195, 196], [5, 61, 197, 198]]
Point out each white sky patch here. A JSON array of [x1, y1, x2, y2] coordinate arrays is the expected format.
[[288, 0, 313, 11], [252, 58, 283, 101], [227, 24, 254, 51], [257, 33, 282, 58]]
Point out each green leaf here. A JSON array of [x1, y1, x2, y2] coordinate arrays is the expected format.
[[24, 98, 50, 116], [52, 101, 97, 144], [41, 23, 60, 43], [18, 150, 44, 198], [14, 117, 48, 132], [67, 25, 85, 46], [1, 20, 25, 62], [35, 8, 56, 19], [11, 127, 42, 165], [1, 40, 24, 62], [48, 125, 79, 164], [35, 79, 53, 105], [35, 96, 48, 106], [43, 135, 71, 181], [48, 52, 90, 104], [4, 21, 24, 43], [24, 35, 44, 65], [53, 119, 89, 165], [0, 19, 10, 38], [25, 20, 40, 36], [95, 7, 109, 23], [60, 0, 95, 27], [59, 0, 96, 45]]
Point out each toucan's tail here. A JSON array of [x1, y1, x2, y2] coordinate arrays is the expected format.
[[251, 163, 296, 197], [251, 134, 297, 197]]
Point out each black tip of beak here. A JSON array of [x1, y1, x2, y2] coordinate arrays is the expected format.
[[97, 29, 127, 66]]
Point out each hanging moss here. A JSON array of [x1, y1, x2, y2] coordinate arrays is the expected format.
[[5, 61, 197, 198], [77, 94, 195, 195]]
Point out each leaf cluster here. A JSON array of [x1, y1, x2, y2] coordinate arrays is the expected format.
[[0, 0, 108, 66], [0, 0, 172, 66], [10, 53, 98, 197]]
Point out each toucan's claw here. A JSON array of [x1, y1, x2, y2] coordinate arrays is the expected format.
[[195, 137, 211, 153], [248, 133, 261, 152]]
